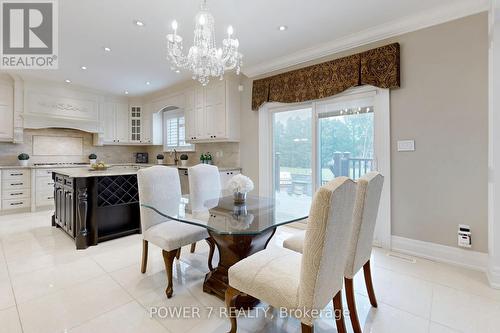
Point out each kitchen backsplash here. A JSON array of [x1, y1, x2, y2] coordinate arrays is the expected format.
[[147, 142, 240, 167], [0, 128, 241, 167], [0, 129, 138, 165]]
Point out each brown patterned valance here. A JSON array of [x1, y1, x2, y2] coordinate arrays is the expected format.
[[251, 43, 400, 110]]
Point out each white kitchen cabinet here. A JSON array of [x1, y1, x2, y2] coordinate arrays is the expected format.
[[102, 103, 116, 143], [176, 168, 240, 196], [184, 89, 197, 141], [102, 102, 129, 144], [1, 169, 31, 211], [0, 82, 14, 142], [129, 106, 143, 143], [152, 111, 163, 145], [219, 169, 241, 195], [185, 77, 240, 143], [34, 169, 55, 208], [142, 105, 153, 144], [115, 103, 129, 143]]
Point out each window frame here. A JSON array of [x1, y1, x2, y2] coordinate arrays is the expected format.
[[162, 109, 195, 152]]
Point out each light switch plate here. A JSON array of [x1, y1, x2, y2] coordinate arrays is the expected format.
[[397, 140, 415, 152]]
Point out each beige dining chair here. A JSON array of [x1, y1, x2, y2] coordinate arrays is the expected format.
[[188, 164, 221, 253], [225, 177, 357, 333], [137, 166, 215, 298], [283, 172, 384, 333]]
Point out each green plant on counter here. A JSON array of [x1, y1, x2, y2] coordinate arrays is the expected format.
[[157, 154, 165, 160], [18, 153, 30, 160], [180, 154, 188, 161], [88, 153, 97, 160]]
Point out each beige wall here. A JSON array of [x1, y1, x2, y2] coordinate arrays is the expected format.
[[239, 13, 489, 252]]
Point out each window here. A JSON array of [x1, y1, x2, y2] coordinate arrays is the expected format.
[[162, 109, 194, 151]]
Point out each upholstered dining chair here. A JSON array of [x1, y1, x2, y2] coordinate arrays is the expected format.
[[283, 172, 384, 333], [225, 177, 357, 333], [137, 166, 215, 298], [188, 164, 222, 253]]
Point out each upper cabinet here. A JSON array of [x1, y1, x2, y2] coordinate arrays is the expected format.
[[0, 81, 14, 142], [185, 77, 240, 143], [129, 106, 142, 143], [101, 102, 129, 144]]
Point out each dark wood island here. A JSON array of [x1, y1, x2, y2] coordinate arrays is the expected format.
[[51, 166, 143, 249]]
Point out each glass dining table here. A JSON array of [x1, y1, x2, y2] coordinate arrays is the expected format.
[[141, 194, 309, 305]]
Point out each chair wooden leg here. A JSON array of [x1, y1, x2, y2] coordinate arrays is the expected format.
[[206, 237, 215, 271], [190, 242, 197, 253], [333, 290, 347, 333], [141, 240, 148, 274], [363, 260, 378, 307], [345, 278, 362, 333], [176, 247, 181, 260], [162, 249, 178, 298], [301, 323, 314, 333], [225, 286, 241, 333]]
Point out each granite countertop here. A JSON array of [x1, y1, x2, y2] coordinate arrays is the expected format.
[[0, 164, 91, 170], [0, 163, 241, 170], [48, 164, 241, 178], [51, 166, 141, 178]]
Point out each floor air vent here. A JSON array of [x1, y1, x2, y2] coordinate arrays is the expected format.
[[386, 252, 417, 264]]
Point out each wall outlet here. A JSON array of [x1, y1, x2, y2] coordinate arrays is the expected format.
[[458, 224, 472, 248]]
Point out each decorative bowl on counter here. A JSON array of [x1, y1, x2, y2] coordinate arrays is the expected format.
[[89, 162, 109, 171]]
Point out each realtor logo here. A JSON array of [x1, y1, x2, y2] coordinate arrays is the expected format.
[[1, 0, 58, 69]]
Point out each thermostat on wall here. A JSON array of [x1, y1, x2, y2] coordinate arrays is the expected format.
[[397, 140, 415, 152]]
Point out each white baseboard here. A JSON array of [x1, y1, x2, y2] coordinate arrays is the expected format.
[[391, 236, 489, 272], [487, 265, 500, 289]]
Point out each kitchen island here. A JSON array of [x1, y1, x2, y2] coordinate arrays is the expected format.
[[52, 165, 144, 249]]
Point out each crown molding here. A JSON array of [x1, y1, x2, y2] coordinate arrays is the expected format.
[[243, 0, 489, 78]]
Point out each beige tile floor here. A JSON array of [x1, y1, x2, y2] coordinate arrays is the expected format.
[[0, 210, 499, 333]]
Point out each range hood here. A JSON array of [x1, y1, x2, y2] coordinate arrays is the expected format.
[[23, 87, 101, 133], [23, 113, 100, 133]]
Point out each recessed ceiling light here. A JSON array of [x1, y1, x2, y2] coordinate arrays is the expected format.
[[125, 90, 129, 95], [134, 20, 145, 27], [80, 66, 87, 70], [65, 79, 71, 83], [278, 25, 288, 31], [146, 81, 151, 85], [103, 47, 111, 52], [175, 70, 180, 73]]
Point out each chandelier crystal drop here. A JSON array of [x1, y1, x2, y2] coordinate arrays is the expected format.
[[166, 0, 243, 86]]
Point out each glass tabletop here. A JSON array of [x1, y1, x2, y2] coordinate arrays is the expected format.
[[141, 194, 309, 235]]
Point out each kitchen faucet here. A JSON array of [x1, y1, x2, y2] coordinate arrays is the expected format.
[[171, 149, 179, 165]]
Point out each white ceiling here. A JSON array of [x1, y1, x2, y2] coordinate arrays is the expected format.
[[10, 0, 487, 97]]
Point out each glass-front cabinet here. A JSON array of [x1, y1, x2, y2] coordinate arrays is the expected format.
[[130, 106, 142, 143]]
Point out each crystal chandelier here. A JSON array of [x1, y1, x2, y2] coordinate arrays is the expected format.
[[166, 0, 243, 86]]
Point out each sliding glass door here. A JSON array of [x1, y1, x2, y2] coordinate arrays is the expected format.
[[317, 96, 375, 186], [272, 107, 313, 216], [267, 87, 390, 248], [271, 94, 375, 209]]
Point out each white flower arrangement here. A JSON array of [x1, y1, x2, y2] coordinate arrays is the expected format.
[[227, 174, 254, 194]]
